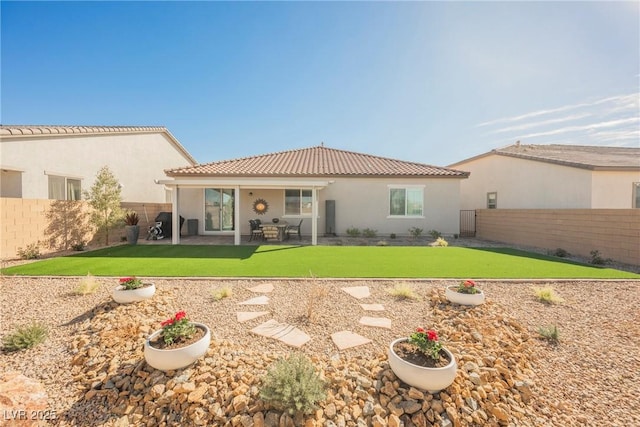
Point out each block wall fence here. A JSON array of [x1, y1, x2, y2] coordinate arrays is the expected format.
[[476, 209, 639, 266], [1, 198, 171, 259]]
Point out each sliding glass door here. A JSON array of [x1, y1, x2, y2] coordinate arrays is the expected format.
[[204, 188, 235, 232]]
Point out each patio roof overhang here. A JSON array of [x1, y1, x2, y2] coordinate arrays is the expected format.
[[156, 178, 330, 189], [156, 177, 330, 246]]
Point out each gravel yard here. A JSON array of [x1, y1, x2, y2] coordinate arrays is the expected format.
[[1, 276, 639, 426]]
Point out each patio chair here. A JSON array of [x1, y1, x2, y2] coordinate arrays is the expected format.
[[249, 220, 264, 241], [285, 219, 303, 241]]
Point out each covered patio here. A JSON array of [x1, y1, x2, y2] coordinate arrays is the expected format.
[[156, 178, 329, 246]]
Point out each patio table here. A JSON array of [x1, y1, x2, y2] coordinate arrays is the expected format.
[[260, 222, 288, 241]]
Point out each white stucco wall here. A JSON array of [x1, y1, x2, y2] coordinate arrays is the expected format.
[[591, 170, 640, 208], [455, 155, 596, 209], [1, 132, 194, 203]]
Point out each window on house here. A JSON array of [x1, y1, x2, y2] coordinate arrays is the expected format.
[[284, 189, 313, 216], [48, 175, 81, 200], [389, 187, 423, 217], [633, 183, 640, 208], [487, 192, 497, 209]]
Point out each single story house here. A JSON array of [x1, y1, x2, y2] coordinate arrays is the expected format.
[[449, 143, 640, 210], [0, 125, 196, 203], [158, 145, 470, 245]]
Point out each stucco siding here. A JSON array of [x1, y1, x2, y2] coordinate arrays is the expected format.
[[457, 155, 594, 209], [1, 133, 193, 203], [591, 171, 640, 208]]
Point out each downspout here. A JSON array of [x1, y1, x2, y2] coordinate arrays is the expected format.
[[234, 185, 241, 245]]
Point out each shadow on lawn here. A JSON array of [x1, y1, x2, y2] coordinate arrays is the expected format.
[[68, 245, 261, 260], [467, 247, 605, 269]]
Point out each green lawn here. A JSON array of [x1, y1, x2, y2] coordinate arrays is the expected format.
[[2, 245, 638, 279]]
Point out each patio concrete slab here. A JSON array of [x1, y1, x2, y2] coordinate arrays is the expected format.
[[341, 286, 370, 299], [360, 303, 385, 311], [239, 296, 270, 305], [251, 319, 311, 348], [248, 283, 275, 293], [359, 316, 392, 329], [236, 311, 270, 323], [331, 330, 372, 350]]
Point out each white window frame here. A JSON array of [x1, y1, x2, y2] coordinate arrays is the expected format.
[[46, 172, 82, 200], [387, 185, 425, 218], [487, 192, 497, 209], [283, 189, 313, 217]]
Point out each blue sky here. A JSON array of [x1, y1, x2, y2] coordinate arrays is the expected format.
[[1, 1, 638, 167]]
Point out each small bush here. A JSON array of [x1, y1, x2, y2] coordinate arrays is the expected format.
[[389, 233, 396, 239], [75, 273, 100, 295], [552, 248, 570, 258], [387, 283, 419, 300], [212, 286, 232, 301], [346, 227, 361, 237], [408, 227, 423, 238], [260, 353, 327, 415], [376, 240, 388, 246], [538, 325, 560, 344], [17, 242, 41, 260], [3, 322, 48, 352], [435, 237, 448, 247], [589, 250, 610, 265], [533, 286, 564, 304], [428, 229, 442, 239], [306, 281, 328, 322], [71, 241, 86, 251], [362, 228, 377, 238]]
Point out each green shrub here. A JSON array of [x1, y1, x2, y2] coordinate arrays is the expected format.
[[533, 286, 564, 304], [71, 241, 86, 251], [538, 325, 560, 344], [362, 228, 377, 238], [589, 250, 611, 265], [552, 248, 570, 258], [75, 273, 100, 295], [17, 242, 41, 260], [408, 227, 423, 238], [346, 227, 361, 237], [3, 322, 48, 352], [428, 229, 442, 239], [260, 353, 327, 415]]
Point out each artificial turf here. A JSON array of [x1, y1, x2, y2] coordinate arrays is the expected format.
[[2, 245, 638, 279]]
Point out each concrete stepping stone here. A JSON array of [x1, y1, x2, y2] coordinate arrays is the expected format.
[[331, 330, 372, 350], [239, 296, 269, 305], [236, 311, 269, 323], [341, 286, 370, 299], [248, 283, 274, 293], [251, 319, 311, 348], [359, 316, 392, 329], [360, 303, 385, 311]]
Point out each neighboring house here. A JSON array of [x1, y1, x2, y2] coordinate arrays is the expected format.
[[449, 143, 640, 210], [0, 125, 196, 203], [158, 145, 469, 245]]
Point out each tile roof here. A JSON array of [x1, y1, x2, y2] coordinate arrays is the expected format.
[[0, 125, 197, 165], [166, 145, 469, 178], [494, 143, 640, 170]]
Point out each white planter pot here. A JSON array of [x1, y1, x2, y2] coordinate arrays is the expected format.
[[112, 283, 156, 304], [388, 338, 457, 393], [445, 285, 485, 306], [144, 323, 211, 371]]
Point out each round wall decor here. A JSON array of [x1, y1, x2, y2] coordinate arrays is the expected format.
[[252, 198, 269, 215]]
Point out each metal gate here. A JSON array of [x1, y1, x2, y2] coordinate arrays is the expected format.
[[460, 210, 476, 237]]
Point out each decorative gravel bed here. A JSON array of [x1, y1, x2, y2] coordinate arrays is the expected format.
[[1, 276, 638, 426]]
